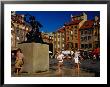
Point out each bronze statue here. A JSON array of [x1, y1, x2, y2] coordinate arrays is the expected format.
[[24, 14, 43, 43]]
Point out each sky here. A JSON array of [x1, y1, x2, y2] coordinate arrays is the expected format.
[[16, 11, 100, 32]]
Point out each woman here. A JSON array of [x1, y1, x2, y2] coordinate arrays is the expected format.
[[56, 52, 64, 70], [15, 48, 24, 75], [74, 50, 81, 70]]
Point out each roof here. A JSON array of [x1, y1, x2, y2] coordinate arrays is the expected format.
[[64, 20, 81, 26], [80, 20, 94, 29], [57, 27, 65, 33]]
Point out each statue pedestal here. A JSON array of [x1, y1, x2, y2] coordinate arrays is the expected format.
[[18, 43, 49, 73]]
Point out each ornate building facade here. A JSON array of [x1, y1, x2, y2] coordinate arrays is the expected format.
[[53, 12, 100, 54], [53, 12, 87, 54], [53, 27, 65, 54], [11, 12, 31, 50], [79, 16, 100, 51]]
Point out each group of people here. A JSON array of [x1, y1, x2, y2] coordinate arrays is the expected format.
[[13, 48, 86, 75], [56, 50, 83, 71]]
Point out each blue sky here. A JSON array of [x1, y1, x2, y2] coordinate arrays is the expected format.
[[16, 11, 100, 32]]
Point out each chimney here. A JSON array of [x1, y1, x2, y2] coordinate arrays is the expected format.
[[71, 14, 74, 21]]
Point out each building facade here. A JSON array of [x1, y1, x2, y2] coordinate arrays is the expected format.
[[79, 20, 94, 51], [53, 28, 65, 54], [93, 16, 100, 49], [53, 12, 100, 54], [41, 32, 53, 44], [11, 12, 31, 50], [79, 16, 100, 51], [53, 12, 87, 54], [41, 32, 53, 53]]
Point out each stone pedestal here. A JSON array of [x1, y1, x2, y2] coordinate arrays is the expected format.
[[18, 43, 49, 73]]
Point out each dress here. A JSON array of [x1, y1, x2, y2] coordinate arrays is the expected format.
[[57, 54, 64, 63], [15, 53, 24, 68], [74, 51, 80, 63]]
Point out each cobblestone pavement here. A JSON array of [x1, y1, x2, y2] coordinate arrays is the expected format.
[[12, 67, 95, 77], [12, 58, 99, 77]]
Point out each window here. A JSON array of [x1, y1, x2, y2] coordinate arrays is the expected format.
[[72, 26, 75, 28], [75, 26, 77, 28], [58, 33, 60, 36], [69, 43, 73, 48], [85, 44, 88, 49], [81, 31, 83, 35], [71, 26, 73, 28], [66, 44, 69, 49], [54, 38, 56, 41], [75, 35, 77, 38], [88, 36, 91, 40], [58, 44, 60, 48], [62, 44, 64, 47], [94, 31, 97, 36], [62, 35, 64, 38], [70, 31, 73, 35], [58, 41, 60, 44], [75, 43, 78, 48], [62, 33, 64, 36], [58, 38, 60, 41], [84, 36, 87, 41], [89, 44, 92, 48], [58, 34, 60, 38], [16, 29, 19, 34], [67, 37, 69, 41], [89, 30, 92, 34], [74, 29, 77, 34], [67, 31, 69, 35], [54, 34, 56, 37], [81, 44, 84, 48], [85, 30, 87, 34], [71, 36, 73, 40], [81, 37, 84, 41]]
